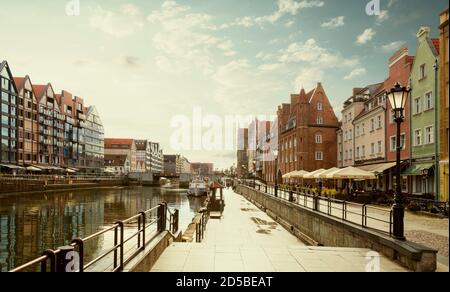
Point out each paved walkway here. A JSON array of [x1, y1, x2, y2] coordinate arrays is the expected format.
[[151, 189, 408, 272]]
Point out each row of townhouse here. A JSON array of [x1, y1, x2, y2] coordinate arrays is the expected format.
[[104, 139, 164, 175], [0, 60, 104, 173], [336, 11, 449, 202]]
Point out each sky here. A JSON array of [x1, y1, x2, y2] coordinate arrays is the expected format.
[[0, 0, 447, 170]]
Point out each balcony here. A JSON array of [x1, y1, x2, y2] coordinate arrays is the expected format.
[[77, 112, 86, 120]]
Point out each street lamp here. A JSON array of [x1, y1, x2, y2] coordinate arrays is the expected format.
[[387, 82, 410, 240], [273, 150, 279, 197]]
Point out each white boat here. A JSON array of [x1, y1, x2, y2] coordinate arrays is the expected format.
[[187, 176, 210, 197]]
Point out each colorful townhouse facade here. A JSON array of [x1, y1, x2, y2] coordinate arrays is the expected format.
[[104, 138, 136, 173], [407, 27, 440, 198], [439, 8, 449, 202]]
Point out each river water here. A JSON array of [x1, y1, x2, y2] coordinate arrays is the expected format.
[[0, 186, 205, 272]]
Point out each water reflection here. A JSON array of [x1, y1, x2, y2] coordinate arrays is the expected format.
[[0, 186, 204, 272]]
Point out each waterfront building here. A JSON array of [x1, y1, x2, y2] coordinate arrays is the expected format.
[[277, 83, 339, 177], [191, 163, 214, 175], [147, 142, 163, 174], [57, 90, 86, 169], [163, 154, 177, 175], [338, 87, 371, 168], [13, 75, 39, 167], [104, 138, 135, 173], [236, 128, 249, 178], [179, 156, 191, 174], [247, 119, 258, 173], [33, 83, 64, 167], [439, 8, 449, 202], [262, 121, 278, 184], [83, 106, 104, 173], [255, 121, 272, 180], [0, 61, 18, 166], [135, 140, 148, 173], [406, 27, 440, 198], [104, 154, 130, 175]]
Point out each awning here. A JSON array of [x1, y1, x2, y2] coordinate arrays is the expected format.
[[291, 170, 310, 178], [402, 163, 434, 176], [282, 171, 296, 179], [358, 162, 397, 174]]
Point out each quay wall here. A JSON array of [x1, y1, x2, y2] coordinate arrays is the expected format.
[[236, 185, 437, 272]]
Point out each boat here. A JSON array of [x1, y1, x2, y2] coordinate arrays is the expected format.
[[187, 176, 210, 197]]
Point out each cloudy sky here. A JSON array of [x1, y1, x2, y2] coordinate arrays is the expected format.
[[0, 0, 447, 169]]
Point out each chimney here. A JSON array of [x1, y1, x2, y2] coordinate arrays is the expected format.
[[416, 27, 430, 40]]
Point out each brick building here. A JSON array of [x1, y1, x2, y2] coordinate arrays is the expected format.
[[236, 128, 249, 178], [276, 83, 339, 179]]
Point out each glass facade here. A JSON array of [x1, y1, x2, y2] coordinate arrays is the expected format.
[[0, 62, 18, 165], [82, 106, 104, 173]]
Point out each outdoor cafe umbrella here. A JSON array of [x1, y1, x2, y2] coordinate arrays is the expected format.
[[303, 169, 325, 179], [26, 166, 42, 172], [290, 170, 310, 178], [329, 166, 376, 180]]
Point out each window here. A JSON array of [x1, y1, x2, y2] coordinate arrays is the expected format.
[[349, 149, 353, 160], [424, 92, 433, 110], [390, 136, 396, 152], [344, 115, 347, 123], [345, 150, 348, 160], [349, 129, 353, 140], [371, 143, 375, 155], [317, 103, 323, 111], [315, 151, 323, 161], [356, 147, 360, 158], [317, 116, 323, 125], [294, 138, 297, 148], [377, 116, 382, 129], [315, 134, 322, 144], [361, 123, 365, 135], [419, 64, 426, 80], [414, 129, 422, 146], [339, 151, 343, 161], [362, 145, 366, 157], [414, 98, 421, 114], [344, 131, 348, 142], [349, 112, 352, 122], [356, 126, 360, 137], [425, 126, 434, 144], [370, 119, 375, 131], [378, 141, 382, 153]]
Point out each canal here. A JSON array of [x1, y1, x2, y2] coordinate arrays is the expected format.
[[0, 186, 205, 272]]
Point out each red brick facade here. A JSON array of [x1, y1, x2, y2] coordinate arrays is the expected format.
[[277, 83, 339, 178], [383, 48, 414, 162]]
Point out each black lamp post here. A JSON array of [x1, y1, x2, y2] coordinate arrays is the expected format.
[[273, 150, 279, 197], [387, 82, 410, 241]]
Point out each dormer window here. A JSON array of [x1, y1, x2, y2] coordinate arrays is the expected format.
[[317, 103, 323, 111], [317, 116, 323, 125]]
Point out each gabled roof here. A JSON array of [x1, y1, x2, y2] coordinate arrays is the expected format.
[[13, 77, 25, 89], [431, 38, 440, 54]]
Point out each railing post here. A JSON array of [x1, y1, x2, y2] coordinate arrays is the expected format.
[[115, 221, 124, 271], [173, 209, 179, 233], [289, 190, 294, 202], [362, 205, 366, 227], [56, 246, 75, 272], [343, 201, 347, 220], [139, 212, 146, 249], [265, 185, 268, 193], [313, 195, 319, 211], [41, 249, 56, 273], [71, 238, 84, 272]]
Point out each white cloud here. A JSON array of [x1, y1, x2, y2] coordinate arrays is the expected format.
[[256, 52, 274, 61], [382, 41, 405, 52], [294, 68, 323, 90], [89, 5, 144, 38], [148, 0, 235, 74], [356, 28, 376, 45], [344, 68, 366, 80], [321, 16, 345, 29], [223, 0, 324, 28], [279, 38, 358, 68], [285, 20, 295, 28], [376, 10, 389, 24]]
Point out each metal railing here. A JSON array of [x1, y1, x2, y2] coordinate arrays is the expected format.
[[195, 209, 210, 243], [9, 203, 179, 273], [243, 181, 393, 236]]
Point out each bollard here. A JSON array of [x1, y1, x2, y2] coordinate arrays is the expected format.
[[56, 246, 76, 272]]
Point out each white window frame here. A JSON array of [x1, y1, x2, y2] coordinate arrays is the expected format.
[[317, 102, 323, 111], [315, 151, 323, 161], [414, 129, 422, 146], [315, 134, 323, 144], [425, 125, 434, 144], [424, 91, 433, 110], [419, 64, 426, 80], [378, 141, 382, 154], [414, 97, 421, 114], [317, 116, 323, 125]]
